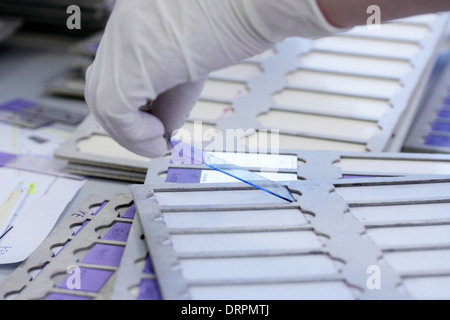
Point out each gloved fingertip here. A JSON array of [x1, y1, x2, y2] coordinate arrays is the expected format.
[[128, 136, 170, 159]]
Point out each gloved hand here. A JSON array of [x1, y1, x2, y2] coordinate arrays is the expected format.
[[85, 0, 347, 158]]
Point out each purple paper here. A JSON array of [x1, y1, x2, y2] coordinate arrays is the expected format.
[[59, 267, 113, 293], [45, 293, 91, 300], [137, 279, 162, 300], [0, 99, 35, 112], [0, 152, 16, 167], [438, 109, 450, 118], [92, 201, 108, 216], [73, 220, 90, 237], [425, 135, 450, 147], [122, 204, 136, 219], [166, 168, 202, 183], [103, 222, 132, 242], [53, 240, 71, 257], [81, 244, 125, 267], [143, 254, 155, 275], [30, 262, 49, 281], [432, 121, 450, 133]]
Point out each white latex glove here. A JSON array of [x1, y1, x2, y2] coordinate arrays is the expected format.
[[85, 0, 346, 158]]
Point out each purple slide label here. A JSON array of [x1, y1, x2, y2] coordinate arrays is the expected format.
[[53, 240, 71, 257], [425, 135, 450, 147], [0, 99, 35, 112], [166, 168, 202, 183], [138, 279, 162, 300], [59, 267, 114, 293], [438, 109, 450, 118], [92, 201, 109, 216], [0, 152, 16, 167], [122, 204, 137, 219], [143, 254, 155, 275], [103, 222, 132, 242], [432, 121, 450, 133], [73, 220, 90, 237], [81, 244, 125, 267], [444, 98, 450, 107]]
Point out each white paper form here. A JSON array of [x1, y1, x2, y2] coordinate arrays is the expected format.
[[0, 167, 85, 264], [0, 182, 29, 238], [0, 122, 68, 159]]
